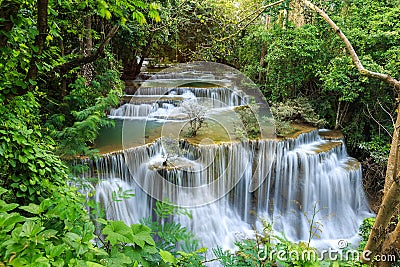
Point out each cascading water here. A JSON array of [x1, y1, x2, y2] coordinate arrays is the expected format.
[[83, 62, 372, 258]]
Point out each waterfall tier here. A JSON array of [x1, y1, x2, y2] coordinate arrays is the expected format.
[[83, 129, 371, 249], [88, 62, 372, 254]]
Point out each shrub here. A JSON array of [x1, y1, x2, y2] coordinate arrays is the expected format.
[[270, 97, 327, 127]]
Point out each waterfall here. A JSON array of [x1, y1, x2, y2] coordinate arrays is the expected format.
[[82, 130, 371, 250], [109, 103, 157, 118], [83, 62, 372, 256]]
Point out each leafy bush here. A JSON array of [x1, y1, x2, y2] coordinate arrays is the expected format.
[[271, 97, 326, 127], [213, 220, 322, 267], [0, 183, 209, 267], [358, 136, 391, 165], [141, 201, 198, 252], [213, 218, 374, 267], [358, 217, 375, 251], [0, 93, 67, 205], [48, 54, 124, 159], [0, 186, 106, 266], [270, 97, 327, 136]]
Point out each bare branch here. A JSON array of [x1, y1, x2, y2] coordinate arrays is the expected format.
[[365, 104, 393, 138], [378, 99, 395, 127], [302, 0, 400, 92]]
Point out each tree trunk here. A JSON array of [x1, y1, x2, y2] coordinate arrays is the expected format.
[[335, 101, 341, 129], [383, 105, 400, 193], [85, 14, 93, 55], [82, 13, 94, 85], [258, 16, 270, 83], [380, 220, 400, 266], [27, 0, 48, 82], [122, 36, 152, 80], [300, 0, 400, 265]]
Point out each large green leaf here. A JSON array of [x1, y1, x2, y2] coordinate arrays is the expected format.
[[20, 220, 44, 238], [106, 248, 132, 266], [131, 224, 155, 248], [160, 250, 177, 264], [0, 212, 25, 232], [19, 203, 42, 214], [102, 221, 133, 245], [45, 243, 66, 258], [0, 199, 19, 212], [86, 262, 105, 267], [0, 187, 7, 196]]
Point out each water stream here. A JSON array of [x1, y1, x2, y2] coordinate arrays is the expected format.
[[82, 62, 372, 256]]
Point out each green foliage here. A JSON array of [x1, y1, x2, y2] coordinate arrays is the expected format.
[[271, 97, 326, 126], [319, 55, 365, 103], [0, 93, 68, 205], [0, 0, 397, 266], [236, 23, 326, 101], [154, 201, 193, 220], [359, 136, 391, 165], [213, 218, 374, 267], [111, 187, 136, 203], [213, 0, 399, 170], [47, 54, 124, 158], [0, 186, 106, 266], [141, 201, 200, 254], [99, 220, 163, 266], [358, 217, 375, 251], [103, 221, 155, 247], [0, 184, 207, 267], [0, 0, 155, 160], [270, 97, 326, 135], [160, 248, 207, 267], [213, 220, 322, 267]]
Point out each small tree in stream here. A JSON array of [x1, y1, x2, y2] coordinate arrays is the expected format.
[[181, 99, 207, 137]]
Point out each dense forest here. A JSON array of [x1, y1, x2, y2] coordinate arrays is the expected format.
[[0, 0, 399, 266]]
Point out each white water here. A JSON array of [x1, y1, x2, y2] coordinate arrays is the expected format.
[[82, 131, 372, 250], [82, 63, 372, 259], [109, 103, 157, 118], [110, 86, 250, 120]]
